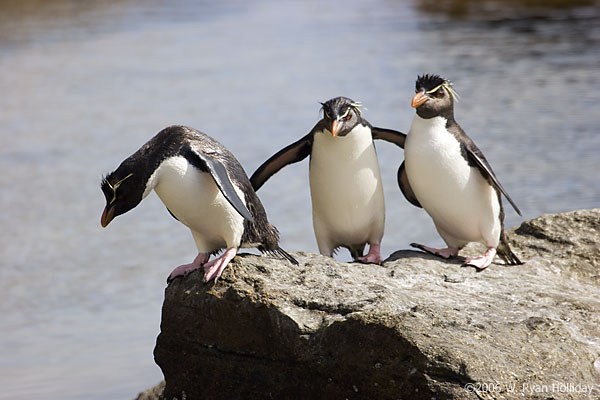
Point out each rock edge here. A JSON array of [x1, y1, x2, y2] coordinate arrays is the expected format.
[[141, 209, 600, 399]]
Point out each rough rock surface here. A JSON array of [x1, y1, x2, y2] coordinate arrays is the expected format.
[[149, 209, 599, 400], [134, 381, 165, 400]]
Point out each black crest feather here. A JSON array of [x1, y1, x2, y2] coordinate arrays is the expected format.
[[320, 96, 361, 116], [416, 74, 448, 92], [415, 74, 458, 101], [100, 174, 112, 193]]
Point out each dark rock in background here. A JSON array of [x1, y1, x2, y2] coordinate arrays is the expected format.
[[146, 210, 600, 399]]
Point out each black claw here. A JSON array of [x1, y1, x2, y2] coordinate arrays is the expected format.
[[354, 258, 383, 266], [410, 242, 426, 252], [166, 271, 188, 284], [461, 261, 486, 272], [410, 243, 457, 260]]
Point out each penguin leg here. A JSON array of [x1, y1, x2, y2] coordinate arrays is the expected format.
[[410, 243, 459, 259], [346, 243, 366, 260], [314, 224, 335, 257], [316, 241, 334, 257], [463, 247, 497, 270], [411, 221, 463, 260], [357, 243, 382, 264], [167, 252, 210, 283], [203, 247, 238, 282]]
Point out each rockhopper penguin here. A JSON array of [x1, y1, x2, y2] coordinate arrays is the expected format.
[[100, 125, 297, 283], [250, 97, 406, 263], [400, 74, 522, 269]]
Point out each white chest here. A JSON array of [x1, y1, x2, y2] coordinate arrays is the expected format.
[[405, 116, 471, 189], [146, 156, 245, 251], [309, 124, 385, 242], [405, 115, 500, 242]]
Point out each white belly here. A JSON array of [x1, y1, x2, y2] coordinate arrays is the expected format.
[[405, 116, 500, 247], [149, 156, 245, 252], [309, 125, 385, 249]]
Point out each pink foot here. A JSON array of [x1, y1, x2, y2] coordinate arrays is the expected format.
[[410, 243, 459, 259], [203, 247, 238, 282], [358, 243, 382, 264], [463, 247, 496, 270], [167, 253, 210, 283]]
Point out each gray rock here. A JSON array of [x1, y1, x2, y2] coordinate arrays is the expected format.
[[134, 381, 164, 400], [151, 209, 600, 400]]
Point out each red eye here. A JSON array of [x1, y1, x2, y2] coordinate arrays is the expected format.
[[436, 90, 443, 98], [345, 113, 352, 120]]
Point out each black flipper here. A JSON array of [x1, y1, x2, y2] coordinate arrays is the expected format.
[[184, 146, 254, 223], [250, 133, 313, 191], [465, 145, 522, 216], [371, 127, 406, 148], [397, 161, 422, 208], [446, 120, 521, 216]]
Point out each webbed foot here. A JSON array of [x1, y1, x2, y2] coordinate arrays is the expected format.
[[410, 243, 459, 259]]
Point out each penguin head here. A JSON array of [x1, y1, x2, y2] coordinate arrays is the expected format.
[[411, 74, 458, 119], [320, 96, 362, 137], [100, 165, 144, 227]]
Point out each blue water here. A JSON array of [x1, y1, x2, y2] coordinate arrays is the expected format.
[[0, 1, 598, 398]]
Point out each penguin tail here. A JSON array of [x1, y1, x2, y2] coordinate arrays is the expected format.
[[497, 231, 523, 265], [276, 247, 299, 265], [345, 243, 366, 261], [261, 246, 299, 265]]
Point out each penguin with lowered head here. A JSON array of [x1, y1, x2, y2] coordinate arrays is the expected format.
[[100, 125, 297, 283]]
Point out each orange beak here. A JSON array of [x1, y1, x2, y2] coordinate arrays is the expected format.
[[331, 119, 341, 137], [101, 205, 115, 227], [411, 92, 428, 108]]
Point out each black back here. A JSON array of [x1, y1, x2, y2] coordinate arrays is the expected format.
[[102, 126, 297, 263]]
